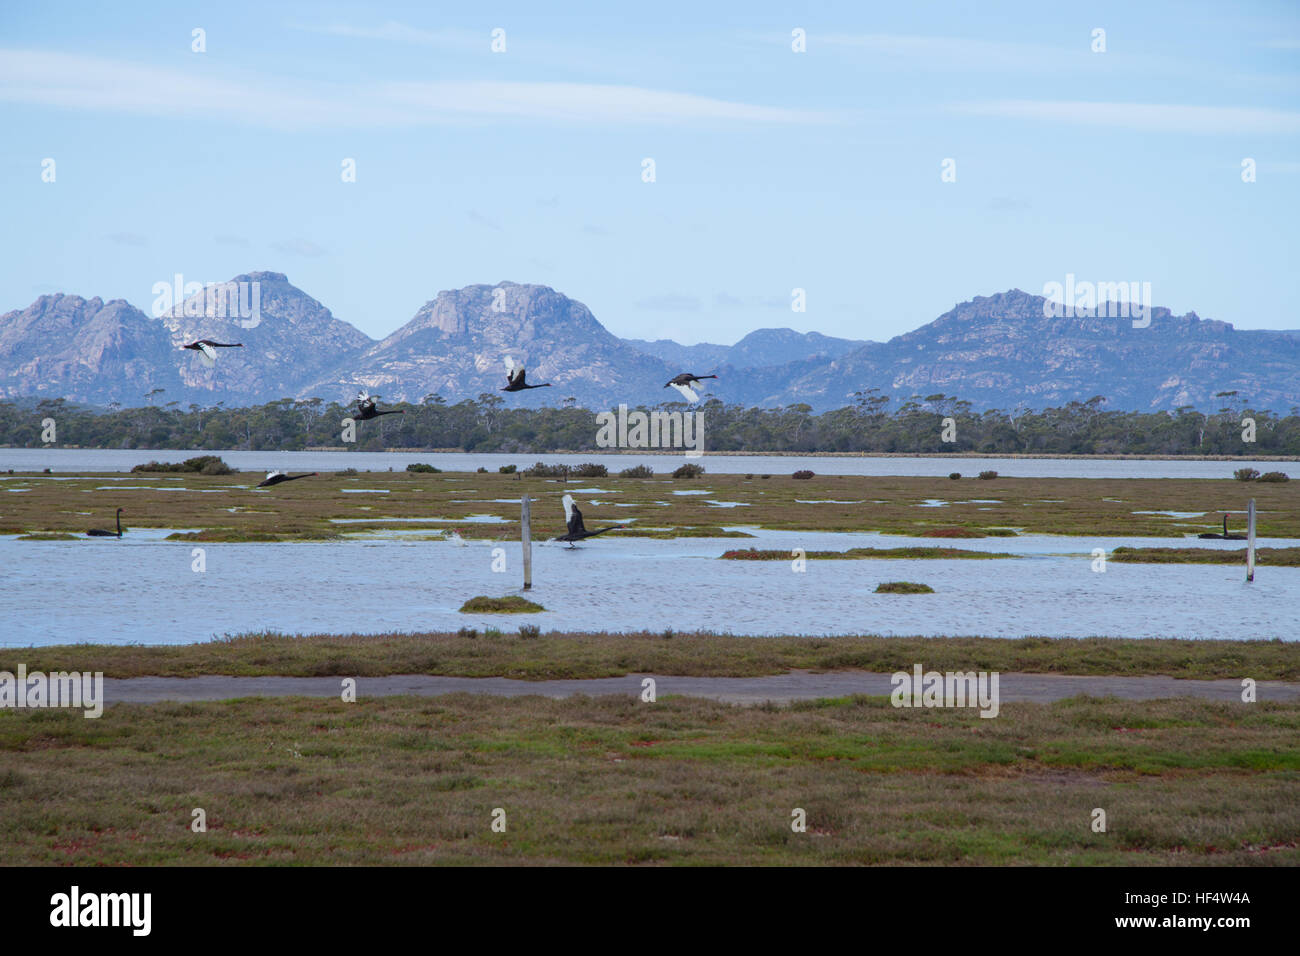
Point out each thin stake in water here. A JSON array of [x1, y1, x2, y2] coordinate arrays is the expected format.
[[521, 494, 533, 591], [1247, 498, 1256, 582]]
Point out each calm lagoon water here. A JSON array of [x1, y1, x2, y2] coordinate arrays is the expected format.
[[2, 526, 1296, 646], [2, 448, 1297, 480]]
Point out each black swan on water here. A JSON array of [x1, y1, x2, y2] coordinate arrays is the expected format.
[[1198, 514, 1247, 540], [86, 508, 123, 537]]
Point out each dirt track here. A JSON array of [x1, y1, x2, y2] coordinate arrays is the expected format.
[[102, 670, 1300, 705]]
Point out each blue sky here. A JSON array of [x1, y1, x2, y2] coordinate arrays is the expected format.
[[2, 0, 1297, 345]]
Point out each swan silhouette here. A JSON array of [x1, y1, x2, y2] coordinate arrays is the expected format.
[[664, 372, 717, 403], [501, 356, 552, 392], [556, 494, 620, 548], [86, 508, 123, 538], [1198, 514, 1247, 540], [182, 340, 243, 367], [355, 391, 404, 421], [257, 471, 317, 488]]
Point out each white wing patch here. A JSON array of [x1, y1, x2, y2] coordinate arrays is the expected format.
[[504, 356, 521, 381], [669, 382, 699, 403], [197, 343, 217, 367], [562, 494, 575, 524]]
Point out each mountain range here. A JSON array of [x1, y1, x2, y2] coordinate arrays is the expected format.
[[1, 272, 1296, 413]]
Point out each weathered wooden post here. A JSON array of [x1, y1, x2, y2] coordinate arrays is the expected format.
[[1246, 498, 1256, 582], [521, 494, 533, 590]]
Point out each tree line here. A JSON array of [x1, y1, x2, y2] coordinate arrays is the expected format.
[[2, 390, 1298, 456]]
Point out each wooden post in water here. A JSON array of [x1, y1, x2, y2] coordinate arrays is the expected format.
[[521, 494, 533, 590], [1247, 498, 1256, 582]]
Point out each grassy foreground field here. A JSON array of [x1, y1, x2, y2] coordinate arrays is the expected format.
[[0, 693, 1295, 865], [6, 632, 1299, 680], [2, 470, 1297, 539]]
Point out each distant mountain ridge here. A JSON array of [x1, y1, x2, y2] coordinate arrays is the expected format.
[[625, 328, 868, 371], [0, 275, 1295, 413], [304, 282, 677, 408], [159, 271, 374, 402]]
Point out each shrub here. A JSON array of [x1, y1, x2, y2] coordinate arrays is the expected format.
[[571, 463, 608, 478], [761, 474, 771, 479], [406, 462, 441, 473], [673, 463, 705, 478], [949, 472, 961, 480], [458, 595, 545, 613], [498, 464, 518, 474], [338, 467, 358, 477], [524, 461, 568, 478], [874, 581, 935, 594], [1234, 467, 1260, 482], [620, 464, 654, 478], [132, 455, 235, 474], [978, 470, 998, 480], [792, 470, 815, 479], [745, 474, 754, 479], [457, 626, 478, 639], [518, 624, 541, 639], [477, 467, 488, 473], [721, 548, 786, 560], [1257, 471, 1290, 483]]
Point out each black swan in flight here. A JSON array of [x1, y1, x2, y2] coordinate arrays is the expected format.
[[501, 356, 551, 392], [664, 372, 717, 403], [86, 508, 124, 537], [556, 494, 620, 547], [1198, 514, 1247, 540], [257, 470, 317, 488], [355, 391, 404, 421], [182, 340, 243, 367]]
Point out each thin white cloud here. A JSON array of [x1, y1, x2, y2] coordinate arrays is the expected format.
[[713, 293, 786, 309], [272, 238, 326, 257], [288, 20, 481, 49], [954, 99, 1300, 134], [380, 80, 827, 124], [635, 294, 702, 312], [105, 232, 147, 246], [0, 49, 835, 128], [821, 32, 1070, 69], [810, 32, 1202, 78], [466, 210, 502, 231]]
